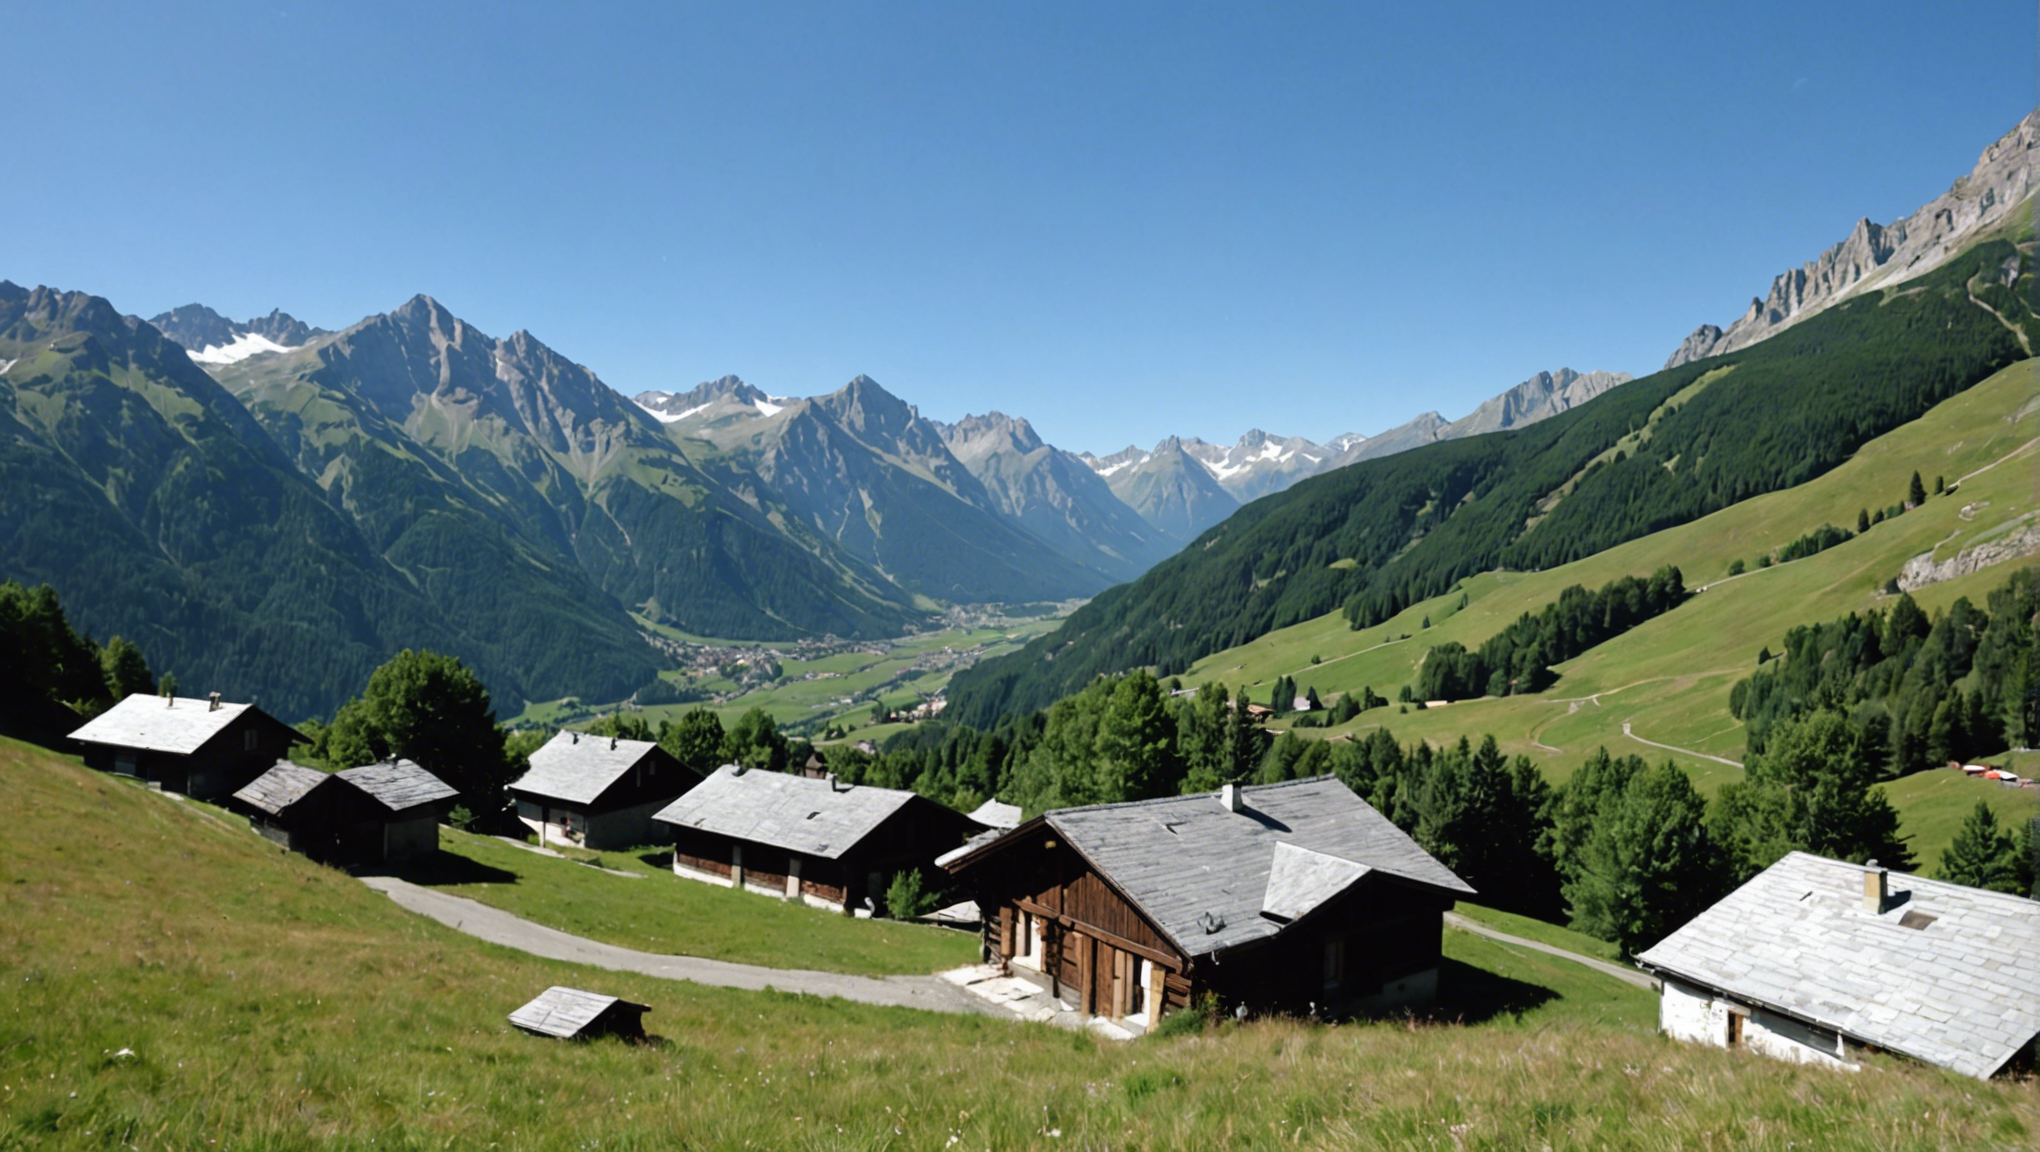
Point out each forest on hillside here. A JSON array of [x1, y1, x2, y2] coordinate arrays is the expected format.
[[946, 241, 2036, 727]]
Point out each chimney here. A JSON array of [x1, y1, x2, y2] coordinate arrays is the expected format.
[[207, 692, 221, 712], [1862, 860, 1888, 913], [609, 736, 617, 751], [571, 731, 578, 744], [1220, 783, 1242, 813], [827, 771, 842, 793]]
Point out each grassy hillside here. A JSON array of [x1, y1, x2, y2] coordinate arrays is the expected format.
[[948, 238, 2037, 726], [10, 738, 2035, 1148], [1172, 359, 2040, 868]]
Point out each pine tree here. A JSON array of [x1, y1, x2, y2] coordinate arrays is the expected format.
[[1908, 470, 1927, 507], [1856, 508, 1871, 533], [1564, 763, 1722, 955], [1937, 801, 2021, 893]]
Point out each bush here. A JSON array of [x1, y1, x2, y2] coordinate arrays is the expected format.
[[1148, 995, 1218, 1040], [884, 869, 940, 919]]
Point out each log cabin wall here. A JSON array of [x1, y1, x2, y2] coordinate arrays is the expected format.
[[973, 833, 1191, 1022]]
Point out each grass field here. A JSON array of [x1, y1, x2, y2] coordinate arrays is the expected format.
[[1177, 360, 2040, 869], [10, 738, 2037, 1148], [413, 828, 981, 976], [3, 738, 2040, 1149]]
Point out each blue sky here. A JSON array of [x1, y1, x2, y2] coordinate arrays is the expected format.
[[7, 1, 2033, 454]]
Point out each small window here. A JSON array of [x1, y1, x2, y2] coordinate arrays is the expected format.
[[1727, 1011, 1746, 1047], [1322, 939, 1346, 992], [244, 730, 258, 751]]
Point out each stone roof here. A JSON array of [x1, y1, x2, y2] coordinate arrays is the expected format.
[[652, 765, 924, 859], [232, 761, 333, 816], [507, 986, 649, 1039], [70, 693, 255, 755], [1636, 852, 2040, 1079], [510, 731, 664, 806], [1261, 842, 1371, 922], [338, 760, 458, 813], [1033, 776, 1473, 958], [967, 798, 1023, 830]]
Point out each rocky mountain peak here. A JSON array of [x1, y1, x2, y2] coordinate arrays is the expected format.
[[941, 411, 1045, 458], [817, 374, 920, 440], [1666, 107, 2040, 368], [146, 303, 326, 358]]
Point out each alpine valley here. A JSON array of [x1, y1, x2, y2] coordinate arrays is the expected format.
[[1, 296, 1634, 722]]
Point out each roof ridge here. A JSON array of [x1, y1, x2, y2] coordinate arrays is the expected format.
[[1041, 774, 1342, 819]]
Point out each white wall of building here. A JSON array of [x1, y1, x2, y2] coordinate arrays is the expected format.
[[1659, 978, 1856, 1072]]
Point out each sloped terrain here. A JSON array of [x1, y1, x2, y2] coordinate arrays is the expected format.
[[5, 737, 2034, 1149], [947, 237, 2039, 726]]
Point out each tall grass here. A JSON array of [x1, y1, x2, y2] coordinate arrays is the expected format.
[[4, 738, 2035, 1149]]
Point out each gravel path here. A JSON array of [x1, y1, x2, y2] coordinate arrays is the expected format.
[[1621, 719, 1744, 769], [359, 875, 1001, 1017], [359, 876, 1657, 1018], [1443, 912, 1656, 990]]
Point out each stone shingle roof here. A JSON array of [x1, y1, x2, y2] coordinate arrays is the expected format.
[[652, 765, 922, 859], [69, 693, 254, 755], [1039, 776, 1474, 958], [1636, 852, 2040, 1079], [232, 761, 333, 816], [338, 760, 457, 813], [510, 731, 662, 806], [507, 986, 649, 1039], [967, 799, 1023, 830]]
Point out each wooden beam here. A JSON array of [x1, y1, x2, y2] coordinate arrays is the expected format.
[[1013, 898, 1180, 970]]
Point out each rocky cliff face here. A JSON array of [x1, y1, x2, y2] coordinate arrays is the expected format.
[[1444, 368, 1633, 438], [1667, 108, 2040, 368]]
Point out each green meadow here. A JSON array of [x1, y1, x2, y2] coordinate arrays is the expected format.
[[7, 738, 2036, 1150], [1177, 360, 2040, 868]]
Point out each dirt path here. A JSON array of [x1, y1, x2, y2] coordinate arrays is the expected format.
[[358, 875, 999, 1017], [1443, 913, 1655, 991], [1621, 720, 1744, 769], [490, 836, 644, 878]]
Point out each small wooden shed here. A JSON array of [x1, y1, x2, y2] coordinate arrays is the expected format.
[[232, 759, 456, 866], [508, 987, 650, 1041]]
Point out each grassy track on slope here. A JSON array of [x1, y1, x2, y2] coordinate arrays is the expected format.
[[4, 738, 2035, 1149], [1177, 360, 2040, 868]]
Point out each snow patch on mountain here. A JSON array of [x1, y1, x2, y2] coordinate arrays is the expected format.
[[187, 332, 299, 364], [753, 397, 785, 417], [637, 399, 710, 423]]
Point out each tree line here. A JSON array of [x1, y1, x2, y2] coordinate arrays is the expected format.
[[0, 581, 156, 745], [1729, 568, 2040, 771], [1414, 566, 1686, 701]]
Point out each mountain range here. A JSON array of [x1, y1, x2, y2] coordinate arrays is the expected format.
[[13, 109, 2031, 723]]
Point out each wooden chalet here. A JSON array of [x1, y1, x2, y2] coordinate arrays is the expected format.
[[509, 730, 703, 850], [943, 777, 1474, 1031], [508, 986, 650, 1041], [231, 759, 457, 866], [653, 765, 986, 914], [69, 691, 306, 800]]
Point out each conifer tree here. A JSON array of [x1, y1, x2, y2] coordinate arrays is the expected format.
[[1937, 801, 2021, 894], [1564, 762, 1723, 955], [1908, 470, 1927, 507]]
